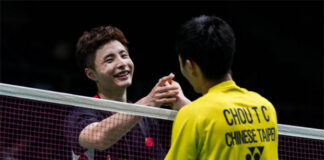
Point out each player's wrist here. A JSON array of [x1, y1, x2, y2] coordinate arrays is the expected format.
[[136, 96, 154, 107]]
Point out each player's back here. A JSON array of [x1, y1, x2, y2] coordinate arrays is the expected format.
[[174, 80, 278, 160]]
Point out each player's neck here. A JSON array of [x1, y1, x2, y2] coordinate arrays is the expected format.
[[201, 74, 232, 95], [97, 88, 127, 102]]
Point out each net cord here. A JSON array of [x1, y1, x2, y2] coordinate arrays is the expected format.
[[278, 124, 324, 140], [0, 82, 177, 121], [0, 82, 323, 140]]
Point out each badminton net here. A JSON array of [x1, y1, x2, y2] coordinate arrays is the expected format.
[[0, 83, 323, 159]]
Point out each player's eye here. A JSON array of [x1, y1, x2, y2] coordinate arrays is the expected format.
[[121, 54, 129, 59], [105, 58, 113, 63], [119, 50, 129, 59]]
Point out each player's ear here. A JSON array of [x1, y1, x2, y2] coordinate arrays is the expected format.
[[185, 59, 199, 77], [85, 68, 97, 82]]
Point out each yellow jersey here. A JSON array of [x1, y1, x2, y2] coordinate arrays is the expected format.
[[165, 80, 278, 160]]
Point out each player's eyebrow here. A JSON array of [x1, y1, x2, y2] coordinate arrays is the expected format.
[[119, 49, 127, 55], [102, 53, 114, 61]]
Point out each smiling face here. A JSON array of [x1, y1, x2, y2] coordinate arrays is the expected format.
[[85, 40, 134, 92]]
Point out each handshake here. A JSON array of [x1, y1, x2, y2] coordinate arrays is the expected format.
[[137, 73, 191, 110]]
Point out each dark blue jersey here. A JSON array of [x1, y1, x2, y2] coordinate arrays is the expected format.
[[64, 97, 165, 160]]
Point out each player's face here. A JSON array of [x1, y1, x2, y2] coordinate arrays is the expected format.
[[92, 40, 134, 91]]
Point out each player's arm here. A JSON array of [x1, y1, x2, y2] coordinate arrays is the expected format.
[[165, 107, 198, 159], [78, 112, 141, 150], [78, 74, 179, 150]]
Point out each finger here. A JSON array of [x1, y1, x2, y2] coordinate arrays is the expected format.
[[156, 85, 178, 93], [165, 81, 171, 86], [154, 91, 179, 99], [158, 73, 175, 86], [155, 97, 177, 104], [167, 73, 174, 85]]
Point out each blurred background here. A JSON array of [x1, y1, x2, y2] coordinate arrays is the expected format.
[[1, 1, 323, 129]]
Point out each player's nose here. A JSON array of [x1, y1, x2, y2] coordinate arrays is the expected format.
[[116, 57, 127, 69]]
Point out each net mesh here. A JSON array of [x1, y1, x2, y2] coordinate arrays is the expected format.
[[0, 95, 172, 159], [0, 83, 323, 159], [278, 135, 324, 160], [1, 95, 71, 159]]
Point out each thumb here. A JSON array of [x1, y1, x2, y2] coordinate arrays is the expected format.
[[158, 73, 175, 86]]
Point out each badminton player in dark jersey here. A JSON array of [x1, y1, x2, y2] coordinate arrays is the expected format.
[[64, 26, 189, 160]]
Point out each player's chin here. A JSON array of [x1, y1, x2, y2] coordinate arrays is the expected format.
[[118, 80, 132, 88]]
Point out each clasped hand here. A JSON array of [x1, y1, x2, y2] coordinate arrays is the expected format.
[[137, 73, 190, 110]]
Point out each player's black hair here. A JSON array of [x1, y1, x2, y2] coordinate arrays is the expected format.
[[176, 15, 236, 81]]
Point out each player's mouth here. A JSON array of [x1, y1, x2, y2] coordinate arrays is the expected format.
[[114, 71, 130, 80]]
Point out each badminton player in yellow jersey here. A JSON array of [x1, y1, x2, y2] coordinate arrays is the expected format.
[[165, 15, 278, 160]]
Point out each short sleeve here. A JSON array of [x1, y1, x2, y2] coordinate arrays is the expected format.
[[165, 106, 199, 160], [64, 107, 110, 155]]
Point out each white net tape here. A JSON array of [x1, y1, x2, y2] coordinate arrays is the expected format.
[[0, 82, 323, 140]]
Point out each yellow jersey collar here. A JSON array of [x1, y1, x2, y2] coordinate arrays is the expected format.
[[208, 80, 237, 93]]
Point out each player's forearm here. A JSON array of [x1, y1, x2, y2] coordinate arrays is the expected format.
[[79, 113, 142, 150]]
